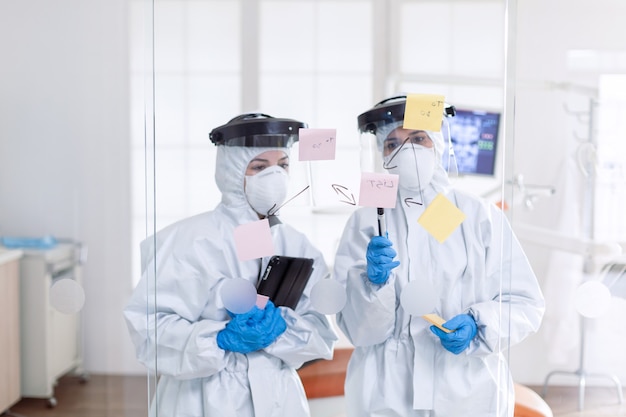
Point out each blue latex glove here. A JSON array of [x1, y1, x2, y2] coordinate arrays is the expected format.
[[430, 313, 477, 354], [217, 300, 287, 354], [366, 235, 401, 285]]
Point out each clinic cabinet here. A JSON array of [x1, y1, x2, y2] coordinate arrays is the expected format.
[[0, 250, 22, 414], [18, 243, 85, 407]]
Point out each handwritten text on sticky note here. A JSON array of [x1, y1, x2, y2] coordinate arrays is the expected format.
[[298, 128, 337, 161], [404, 94, 445, 132], [358, 172, 399, 208], [234, 219, 275, 261]]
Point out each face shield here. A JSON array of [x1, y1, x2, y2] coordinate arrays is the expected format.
[[358, 96, 458, 176], [211, 113, 310, 216], [209, 113, 306, 148]]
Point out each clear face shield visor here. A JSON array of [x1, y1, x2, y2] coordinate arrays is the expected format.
[[358, 97, 458, 176]]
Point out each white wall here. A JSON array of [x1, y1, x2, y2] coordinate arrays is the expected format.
[[0, 0, 142, 374]]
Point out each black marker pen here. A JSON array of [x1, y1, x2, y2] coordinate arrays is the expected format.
[[377, 207, 386, 236]]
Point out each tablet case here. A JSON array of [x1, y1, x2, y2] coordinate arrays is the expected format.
[[257, 256, 314, 309]]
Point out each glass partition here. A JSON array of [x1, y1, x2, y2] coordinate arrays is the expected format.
[[132, 0, 625, 416], [132, 0, 159, 411], [3, 0, 626, 415], [136, 0, 518, 415]]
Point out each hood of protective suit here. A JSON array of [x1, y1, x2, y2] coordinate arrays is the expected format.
[[375, 121, 451, 194], [215, 145, 291, 211]]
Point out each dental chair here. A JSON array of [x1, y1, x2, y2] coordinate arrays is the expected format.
[[514, 383, 553, 417], [300, 348, 554, 417]]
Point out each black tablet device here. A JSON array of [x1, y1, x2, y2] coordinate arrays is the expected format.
[[257, 256, 314, 309]]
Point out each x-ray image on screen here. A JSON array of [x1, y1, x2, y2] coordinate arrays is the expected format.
[[443, 109, 501, 176]]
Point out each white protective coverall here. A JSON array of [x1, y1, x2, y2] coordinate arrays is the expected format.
[[334, 130, 545, 417], [124, 145, 337, 417]]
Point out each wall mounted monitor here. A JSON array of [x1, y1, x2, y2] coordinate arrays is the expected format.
[[442, 108, 501, 176]]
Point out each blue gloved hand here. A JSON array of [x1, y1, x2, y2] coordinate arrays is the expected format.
[[217, 300, 287, 354], [430, 313, 477, 354], [366, 235, 401, 285]]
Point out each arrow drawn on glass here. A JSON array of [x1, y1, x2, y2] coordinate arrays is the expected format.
[[268, 185, 310, 216], [331, 184, 356, 206], [404, 197, 423, 207]]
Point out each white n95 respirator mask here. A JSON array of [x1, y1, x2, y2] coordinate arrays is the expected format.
[[383, 146, 436, 190], [244, 165, 289, 216]]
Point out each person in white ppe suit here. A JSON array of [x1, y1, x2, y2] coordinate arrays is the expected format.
[[333, 96, 545, 417], [124, 113, 337, 417]]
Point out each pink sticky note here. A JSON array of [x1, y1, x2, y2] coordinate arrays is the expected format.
[[233, 219, 275, 261], [358, 172, 399, 208], [298, 128, 337, 161], [256, 294, 269, 309]]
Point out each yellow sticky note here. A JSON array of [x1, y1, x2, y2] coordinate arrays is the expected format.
[[418, 193, 465, 243], [403, 93, 445, 132], [422, 313, 453, 333]]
